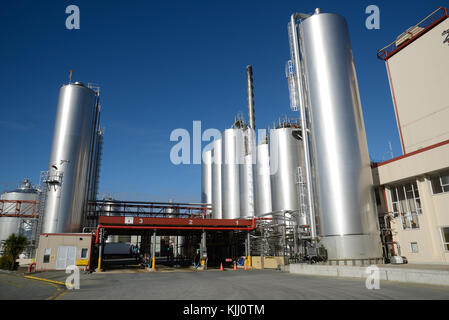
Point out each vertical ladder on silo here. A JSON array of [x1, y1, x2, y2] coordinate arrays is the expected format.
[[33, 172, 49, 257], [296, 166, 308, 232]]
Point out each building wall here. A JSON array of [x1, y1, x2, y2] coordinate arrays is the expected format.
[[35, 233, 92, 271], [385, 178, 448, 264], [375, 142, 449, 183], [386, 18, 449, 153], [374, 146, 449, 264]]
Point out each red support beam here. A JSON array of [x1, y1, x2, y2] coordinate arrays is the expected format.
[[98, 216, 253, 227]]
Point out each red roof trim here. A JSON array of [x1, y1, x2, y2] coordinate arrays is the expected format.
[[374, 138, 449, 167]]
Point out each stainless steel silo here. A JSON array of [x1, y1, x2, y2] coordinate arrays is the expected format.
[[221, 128, 242, 219], [269, 127, 303, 214], [239, 128, 255, 218], [299, 11, 381, 260], [211, 138, 222, 219], [254, 142, 272, 217], [0, 179, 39, 243], [201, 150, 212, 205], [42, 82, 99, 234]]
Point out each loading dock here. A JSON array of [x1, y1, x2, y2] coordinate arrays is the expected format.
[[86, 200, 257, 271]]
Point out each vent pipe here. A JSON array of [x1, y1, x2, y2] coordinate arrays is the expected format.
[[246, 65, 255, 130]]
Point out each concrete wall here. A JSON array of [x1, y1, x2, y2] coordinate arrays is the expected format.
[[289, 264, 449, 286], [35, 233, 93, 271], [387, 18, 449, 153]]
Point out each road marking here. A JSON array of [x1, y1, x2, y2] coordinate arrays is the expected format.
[[24, 275, 66, 286], [53, 289, 68, 300], [23, 275, 67, 300]]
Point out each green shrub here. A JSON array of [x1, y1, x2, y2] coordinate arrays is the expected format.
[[1, 234, 28, 271]]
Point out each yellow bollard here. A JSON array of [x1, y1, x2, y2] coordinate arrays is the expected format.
[[96, 257, 102, 272], [247, 256, 252, 268], [152, 256, 156, 270]]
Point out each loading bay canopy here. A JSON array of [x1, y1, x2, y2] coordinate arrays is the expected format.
[[87, 200, 260, 241], [95, 216, 256, 240]]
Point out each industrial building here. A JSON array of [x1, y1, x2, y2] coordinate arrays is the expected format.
[[373, 7, 449, 264], [1, 7, 448, 274]]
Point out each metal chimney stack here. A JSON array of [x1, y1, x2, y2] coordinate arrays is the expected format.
[[246, 66, 255, 130]]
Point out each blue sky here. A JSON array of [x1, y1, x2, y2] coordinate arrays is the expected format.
[[0, 0, 444, 201]]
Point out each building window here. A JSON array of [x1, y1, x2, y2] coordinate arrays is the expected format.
[[43, 248, 51, 263], [410, 242, 419, 253], [430, 171, 449, 194], [441, 227, 449, 251], [389, 181, 422, 230], [81, 248, 89, 259]]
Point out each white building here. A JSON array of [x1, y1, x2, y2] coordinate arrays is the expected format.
[[373, 7, 449, 264]]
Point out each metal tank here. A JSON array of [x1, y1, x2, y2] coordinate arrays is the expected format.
[[299, 11, 381, 260], [0, 179, 39, 244], [269, 126, 307, 226], [103, 197, 121, 216], [211, 138, 222, 219], [221, 128, 242, 219], [239, 128, 255, 218], [201, 150, 212, 205], [269, 127, 303, 212], [42, 82, 99, 234], [254, 142, 272, 217], [102, 197, 122, 243]]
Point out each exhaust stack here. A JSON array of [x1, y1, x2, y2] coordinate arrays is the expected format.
[[246, 66, 255, 130]]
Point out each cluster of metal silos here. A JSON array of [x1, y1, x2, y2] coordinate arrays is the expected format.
[[42, 82, 102, 234], [202, 121, 307, 222], [201, 9, 382, 262]]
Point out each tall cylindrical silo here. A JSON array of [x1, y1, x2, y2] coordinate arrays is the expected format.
[[254, 142, 272, 217], [42, 82, 99, 234], [0, 179, 39, 243], [221, 128, 242, 219], [239, 128, 255, 218], [201, 150, 212, 205], [211, 138, 222, 219], [300, 12, 381, 260], [269, 126, 306, 226]]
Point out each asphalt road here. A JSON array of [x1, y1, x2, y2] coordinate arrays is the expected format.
[[0, 271, 66, 300], [1, 269, 448, 300]]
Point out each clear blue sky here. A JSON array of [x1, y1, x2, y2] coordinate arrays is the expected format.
[[0, 0, 444, 201]]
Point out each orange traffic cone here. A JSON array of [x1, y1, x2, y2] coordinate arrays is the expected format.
[[233, 261, 237, 271], [220, 263, 223, 271], [244, 260, 248, 271]]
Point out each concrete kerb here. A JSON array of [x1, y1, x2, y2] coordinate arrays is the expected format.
[[289, 264, 449, 286]]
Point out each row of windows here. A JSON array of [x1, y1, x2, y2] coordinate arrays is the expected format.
[[389, 182, 422, 230], [387, 180, 449, 252]]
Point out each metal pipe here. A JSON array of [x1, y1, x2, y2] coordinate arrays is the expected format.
[[247, 231, 251, 267], [289, 13, 317, 240], [96, 227, 104, 271], [152, 230, 156, 270], [246, 66, 255, 130], [201, 230, 207, 269]]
